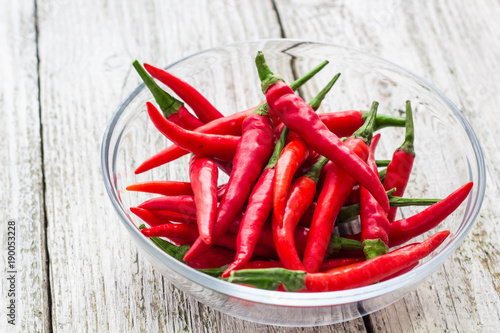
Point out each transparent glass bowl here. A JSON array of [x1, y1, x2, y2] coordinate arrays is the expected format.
[[101, 40, 485, 326]]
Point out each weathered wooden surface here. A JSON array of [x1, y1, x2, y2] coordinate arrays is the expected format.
[[0, 1, 50, 333], [2, 0, 500, 331]]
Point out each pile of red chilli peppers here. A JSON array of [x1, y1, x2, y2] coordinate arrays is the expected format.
[[127, 52, 473, 293]]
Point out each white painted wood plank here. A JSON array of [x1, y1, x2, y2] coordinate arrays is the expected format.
[[0, 1, 50, 332], [36, 0, 369, 332], [274, 0, 500, 331]]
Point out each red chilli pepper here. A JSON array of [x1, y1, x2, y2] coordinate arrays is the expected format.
[[133, 60, 203, 130], [184, 105, 274, 261], [146, 102, 239, 161], [144, 63, 225, 123], [273, 137, 310, 223], [130, 207, 169, 227], [319, 257, 364, 272], [150, 210, 197, 224], [142, 222, 276, 259], [127, 181, 194, 196], [360, 134, 391, 260], [134, 61, 329, 174], [138, 195, 197, 216], [255, 51, 390, 213], [221, 123, 288, 277], [273, 156, 329, 270], [189, 154, 218, 244], [272, 73, 341, 224], [228, 230, 450, 292], [389, 182, 473, 247], [302, 106, 379, 273], [384, 100, 415, 222]]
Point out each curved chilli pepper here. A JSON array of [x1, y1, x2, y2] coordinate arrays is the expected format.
[[360, 134, 391, 260], [130, 207, 168, 227], [147, 102, 239, 161], [135, 108, 251, 174], [271, 73, 341, 225], [138, 225, 236, 272], [183, 106, 274, 261], [273, 137, 310, 224], [302, 109, 379, 273], [337, 194, 440, 225], [384, 100, 415, 222], [273, 156, 329, 270], [133, 60, 203, 130], [150, 210, 197, 224], [389, 182, 473, 247], [135, 60, 329, 174], [228, 231, 449, 292], [144, 63, 224, 123], [319, 111, 406, 138], [241, 260, 283, 270], [127, 181, 194, 196], [189, 154, 218, 244], [138, 195, 197, 217], [256, 51, 390, 213], [273, 111, 405, 144], [319, 258, 364, 272], [222, 120, 290, 278], [142, 222, 276, 259]]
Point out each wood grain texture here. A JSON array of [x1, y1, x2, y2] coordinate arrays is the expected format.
[[0, 1, 50, 332], [36, 0, 369, 332], [10, 0, 498, 331], [274, 0, 500, 331]]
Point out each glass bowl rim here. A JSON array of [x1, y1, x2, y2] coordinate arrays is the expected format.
[[101, 38, 486, 307]]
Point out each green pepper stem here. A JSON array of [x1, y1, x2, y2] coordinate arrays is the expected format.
[[289, 60, 329, 91], [132, 60, 183, 118], [255, 51, 284, 93], [363, 238, 389, 260], [197, 265, 229, 278], [138, 224, 189, 262], [352, 101, 379, 145], [362, 112, 406, 130], [228, 268, 306, 292], [337, 195, 441, 224], [304, 156, 329, 183], [327, 234, 363, 256], [398, 100, 415, 155], [265, 126, 290, 170], [309, 73, 341, 111], [375, 160, 391, 167]]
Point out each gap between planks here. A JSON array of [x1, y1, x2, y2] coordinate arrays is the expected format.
[[34, 0, 54, 331]]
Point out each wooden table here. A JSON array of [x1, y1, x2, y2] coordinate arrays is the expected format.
[[2, 0, 499, 331]]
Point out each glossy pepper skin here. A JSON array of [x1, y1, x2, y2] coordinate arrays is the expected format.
[[273, 157, 329, 270], [302, 105, 379, 273], [139, 225, 236, 270], [144, 63, 225, 123], [389, 182, 473, 247], [126, 181, 194, 196], [189, 154, 218, 244], [132, 60, 203, 130], [135, 61, 329, 175], [138, 195, 197, 217], [273, 137, 310, 223], [384, 100, 415, 222], [228, 231, 450, 292], [222, 123, 290, 278], [271, 73, 341, 226], [184, 108, 274, 261], [360, 134, 391, 260], [255, 51, 390, 213], [147, 102, 239, 161], [141, 222, 276, 258]]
